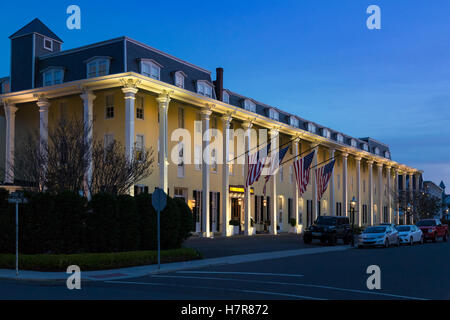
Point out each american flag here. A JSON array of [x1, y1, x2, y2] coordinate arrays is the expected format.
[[293, 150, 316, 197], [315, 159, 336, 201], [262, 145, 290, 195], [245, 143, 271, 189]]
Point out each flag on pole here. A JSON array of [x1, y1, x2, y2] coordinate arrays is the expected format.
[[293, 150, 316, 197], [245, 143, 271, 189], [315, 159, 336, 201], [262, 145, 290, 195]]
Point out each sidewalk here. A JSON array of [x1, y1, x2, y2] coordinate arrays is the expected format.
[[0, 245, 350, 282]]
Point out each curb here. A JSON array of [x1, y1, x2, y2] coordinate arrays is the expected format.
[[0, 245, 352, 282]]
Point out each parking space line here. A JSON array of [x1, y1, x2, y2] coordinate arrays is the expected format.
[[151, 275, 428, 300], [177, 271, 304, 278], [105, 280, 324, 300]]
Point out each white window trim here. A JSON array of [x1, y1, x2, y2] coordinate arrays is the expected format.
[[374, 147, 380, 155], [223, 91, 230, 104], [363, 143, 369, 151], [290, 116, 299, 128], [86, 57, 111, 78], [42, 68, 64, 86], [140, 59, 162, 80], [269, 108, 279, 121], [322, 128, 330, 139], [244, 99, 256, 113], [174, 71, 186, 88], [350, 139, 357, 147], [308, 122, 316, 134], [337, 133, 344, 143], [43, 37, 53, 51], [197, 80, 213, 98]]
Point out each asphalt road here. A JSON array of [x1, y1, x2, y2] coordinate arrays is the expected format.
[[1, 240, 449, 300]]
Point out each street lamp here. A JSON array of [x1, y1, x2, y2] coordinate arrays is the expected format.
[[350, 196, 357, 246]]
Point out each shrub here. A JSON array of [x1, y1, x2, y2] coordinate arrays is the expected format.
[[229, 219, 240, 226], [135, 193, 157, 250], [0, 188, 13, 254], [159, 196, 181, 250], [87, 193, 119, 253], [117, 194, 139, 251], [290, 218, 297, 227], [174, 198, 194, 244]]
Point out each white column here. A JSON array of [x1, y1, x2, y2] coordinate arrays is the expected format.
[[368, 160, 374, 225], [355, 157, 362, 226], [122, 86, 138, 162], [293, 139, 300, 232], [312, 145, 318, 220], [329, 149, 335, 215], [269, 129, 279, 235], [221, 114, 232, 237], [377, 163, 383, 224], [409, 172, 414, 224], [201, 107, 212, 237], [156, 92, 171, 193], [3, 103, 18, 184], [342, 153, 348, 217], [80, 91, 96, 197], [395, 169, 400, 224], [386, 166, 392, 223], [243, 121, 253, 236], [37, 97, 50, 155]]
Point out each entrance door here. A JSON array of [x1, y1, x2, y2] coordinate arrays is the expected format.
[[231, 198, 242, 232]]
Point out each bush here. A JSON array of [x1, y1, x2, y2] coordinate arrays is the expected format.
[[229, 219, 240, 226], [87, 193, 119, 253], [159, 196, 181, 250], [0, 188, 13, 254], [117, 194, 140, 251], [290, 218, 297, 227], [0, 248, 201, 271], [174, 198, 194, 245], [135, 193, 157, 250]]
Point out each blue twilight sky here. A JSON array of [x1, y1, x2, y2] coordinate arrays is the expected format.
[[0, 0, 449, 189]]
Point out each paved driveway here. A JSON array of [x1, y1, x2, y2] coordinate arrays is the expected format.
[[184, 233, 337, 258]]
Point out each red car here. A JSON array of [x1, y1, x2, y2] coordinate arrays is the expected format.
[[416, 219, 448, 242]]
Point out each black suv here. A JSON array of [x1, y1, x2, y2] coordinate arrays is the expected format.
[[303, 216, 352, 245]]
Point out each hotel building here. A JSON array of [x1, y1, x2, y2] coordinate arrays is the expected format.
[[0, 19, 423, 236]]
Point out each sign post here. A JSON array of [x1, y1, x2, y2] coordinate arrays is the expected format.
[[152, 188, 167, 270], [8, 191, 28, 277]]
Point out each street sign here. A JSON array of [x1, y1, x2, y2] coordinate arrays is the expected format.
[[7, 191, 28, 277], [152, 188, 167, 212], [151, 188, 167, 270]]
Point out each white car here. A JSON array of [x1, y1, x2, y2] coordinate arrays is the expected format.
[[396, 225, 423, 245], [357, 225, 400, 248]]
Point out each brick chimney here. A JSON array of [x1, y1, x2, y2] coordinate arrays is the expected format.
[[214, 67, 224, 101]]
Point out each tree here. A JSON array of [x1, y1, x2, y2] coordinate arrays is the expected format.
[[391, 188, 443, 221], [10, 118, 154, 195]]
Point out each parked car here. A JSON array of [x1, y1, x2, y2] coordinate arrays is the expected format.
[[303, 216, 352, 245], [379, 223, 397, 230], [396, 225, 423, 245], [416, 219, 448, 242], [356, 225, 400, 248]]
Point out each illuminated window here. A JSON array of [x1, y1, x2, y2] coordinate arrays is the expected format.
[[43, 68, 63, 86], [86, 57, 110, 78]]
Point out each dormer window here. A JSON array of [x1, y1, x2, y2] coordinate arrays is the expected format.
[[337, 133, 344, 143], [223, 91, 230, 104], [384, 151, 390, 158], [244, 99, 256, 113], [350, 139, 357, 148], [269, 108, 279, 121], [174, 71, 186, 88], [322, 128, 331, 139], [0, 81, 9, 94], [86, 57, 111, 78], [43, 68, 64, 86], [43, 37, 53, 51], [362, 143, 369, 151], [140, 59, 162, 80], [197, 81, 213, 98], [307, 122, 316, 134], [374, 147, 380, 155], [290, 116, 299, 128]]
